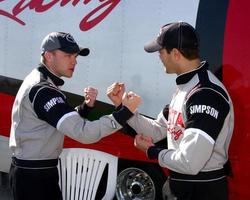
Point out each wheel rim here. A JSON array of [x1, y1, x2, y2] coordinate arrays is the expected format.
[[116, 167, 155, 200]]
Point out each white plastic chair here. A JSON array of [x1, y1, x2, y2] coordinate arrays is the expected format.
[[58, 148, 118, 200]]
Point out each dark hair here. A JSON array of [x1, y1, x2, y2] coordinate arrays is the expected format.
[[165, 46, 200, 60]]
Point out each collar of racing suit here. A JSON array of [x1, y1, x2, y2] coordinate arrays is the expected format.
[[176, 61, 208, 85], [37, 64, 64, 87]]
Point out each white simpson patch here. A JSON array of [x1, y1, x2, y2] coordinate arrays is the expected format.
[[44, 97, 65, 112], [190, 105, 219, 119]]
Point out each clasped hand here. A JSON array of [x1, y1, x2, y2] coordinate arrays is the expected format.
[[84, 86, 98, 107], [134, 134, 155, 154], [107, 82, 141, 113]]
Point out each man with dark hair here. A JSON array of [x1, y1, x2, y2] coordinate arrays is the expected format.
[[107, 22, 234, 200], [9, 32, 141, 200]]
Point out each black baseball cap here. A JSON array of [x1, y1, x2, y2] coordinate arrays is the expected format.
[[144, 22, 199, 53], [41, 32, 90, 56]]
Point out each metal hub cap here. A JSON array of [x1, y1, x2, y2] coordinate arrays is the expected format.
[[116, 167, 155, 200]]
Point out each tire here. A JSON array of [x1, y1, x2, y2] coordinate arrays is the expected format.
[[115, 159, 167, 200]]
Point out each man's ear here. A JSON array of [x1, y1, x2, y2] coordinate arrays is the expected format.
[[172, 48, 182, 60], [44, 51, 53, 62]]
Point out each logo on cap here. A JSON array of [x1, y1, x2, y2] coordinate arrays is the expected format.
[[65, 34, 76, 44]]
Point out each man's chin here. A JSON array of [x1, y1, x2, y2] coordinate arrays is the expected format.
[[164, 69, 169, 74], [64, 73, 73, 78]]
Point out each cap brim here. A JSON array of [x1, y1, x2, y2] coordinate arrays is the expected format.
[[144, 40, 163, 53], [78, 47, 90, 56], [60, 46, 90, 56]]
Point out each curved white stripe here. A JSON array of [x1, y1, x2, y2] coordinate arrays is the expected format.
[[185, 128, 215, 145], [171, 176, 226, 182], [199, 87, 230, 104], [158, 110, 168, 124], [56, 111, 78, 130]]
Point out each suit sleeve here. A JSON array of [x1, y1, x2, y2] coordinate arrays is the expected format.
[[30, 85, 133, 144], [127, 105, 169, 143], [76, 102, 93, 118]]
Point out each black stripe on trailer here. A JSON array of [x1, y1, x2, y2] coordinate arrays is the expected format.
[[196, 0, 229, 81]]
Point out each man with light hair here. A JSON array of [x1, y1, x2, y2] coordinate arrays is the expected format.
[[9, 32, 141, 200]]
